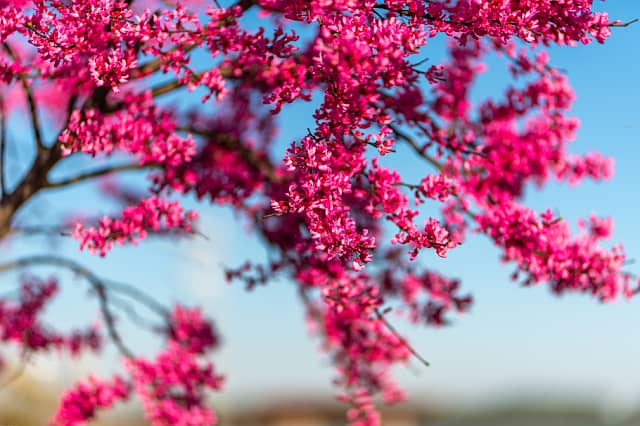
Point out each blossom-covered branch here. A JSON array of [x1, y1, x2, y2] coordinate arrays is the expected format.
[[0, 0, 637, 425]]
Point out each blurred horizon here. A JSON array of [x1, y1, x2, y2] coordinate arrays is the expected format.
[[4, 359, 640, 426]]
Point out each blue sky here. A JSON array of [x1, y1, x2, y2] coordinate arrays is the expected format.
[[1, 0, 639, 417]]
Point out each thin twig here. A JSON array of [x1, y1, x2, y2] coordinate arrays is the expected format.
[[0, 255, 135, 358], [375, 308, 430, 367], [7, 225, 70, 237], [2, 43, 44, 151], [132, 44, 199, 79], [387, 124, 443, 172], [109, 293, 164, 331], [45, 163, 156, 189], [104, 280, 169, 318], [151, 72, 203, 98], [609, 18, 638, 28], [0, 350, 31, 391], [393, 181, 420, 190]]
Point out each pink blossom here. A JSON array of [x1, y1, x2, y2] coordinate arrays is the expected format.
[[125, 342, 224, 426], [72, 197, 198, 256], [53, 376, 130, 426], [0, 278, 101, 355]]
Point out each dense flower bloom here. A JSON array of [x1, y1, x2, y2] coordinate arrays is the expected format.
[[53, 375, 130, 426], [125, 342, 224, 426], [71, 197, 198, 256], [168, 305, 219, 354], [0, 0, 636, 425]]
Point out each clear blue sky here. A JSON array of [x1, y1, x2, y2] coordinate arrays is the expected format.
[[2, 1, 639, 417]]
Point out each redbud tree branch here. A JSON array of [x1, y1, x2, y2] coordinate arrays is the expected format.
[[44, 163, 157, 189], [375, 308, 430, 367], [0, 0, 263, 226], [609, 18, 639, 28], [0, 255, 136, 358], [0, 96, 6, 199], [2, 43, 45, 152], [387, 124, 444, 172], [0, 93, 93, 237]]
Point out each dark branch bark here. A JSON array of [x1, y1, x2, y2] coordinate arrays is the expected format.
[[2, 43, 44, 151], [1, 77, 123, 237], [0, 142, 63, 238]]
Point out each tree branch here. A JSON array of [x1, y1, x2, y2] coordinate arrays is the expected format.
[[45, 162, 157, 189], [0, 96, 6, 199], [104, 279, 169, 318], [609, 18, 638, 28], [6, 225, 70, 237], [150, 71, 205, 98], [375, 308, 430, 367], [2, 43, 44, 151], [0, 255, 136, 358], [0, 96, 79, 238], [387, 124, 444, 172]]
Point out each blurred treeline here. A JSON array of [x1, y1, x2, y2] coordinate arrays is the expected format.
[[2, 365, 640, 426]]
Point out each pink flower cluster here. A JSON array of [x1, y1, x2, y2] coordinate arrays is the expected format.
[[365, 159, 454, 260], [319, 273, 411, 412], [125, 342, 224, 426], [383, 270, 472, 326], [53, 376, 130, 426], [279, 135, 375, 269], [0, 278, 101, 356], [60, 92, 195, 166], [168, 304, 219, 354], [53, 305, 223, 426], [72, 196, 198, 256], [477, 204, 631, 300], [125, 305, 224, 426], [395, 0, 614, 44]]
